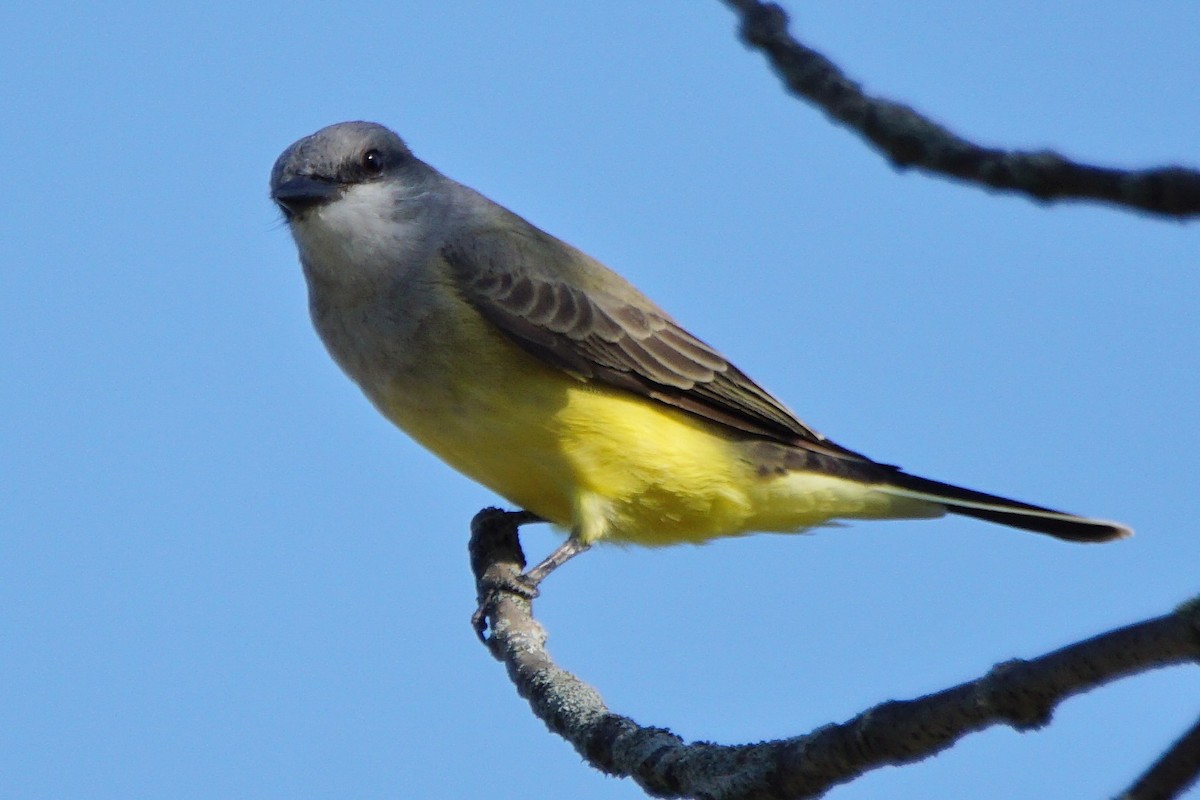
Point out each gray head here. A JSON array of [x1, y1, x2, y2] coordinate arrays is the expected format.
[[270, 121, 416, 220]]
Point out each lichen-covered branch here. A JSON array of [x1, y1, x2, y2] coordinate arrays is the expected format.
[[469, 508, 1200, 799], [720, 0, 1200, 219]]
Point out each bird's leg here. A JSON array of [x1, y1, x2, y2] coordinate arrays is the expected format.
[[521, 536, 591, 589]]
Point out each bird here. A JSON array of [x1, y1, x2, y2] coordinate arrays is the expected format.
[[270, 121, 1129, 585]]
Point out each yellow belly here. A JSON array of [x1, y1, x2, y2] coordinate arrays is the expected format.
[[377, 343, 754, 544], [372, 327, 935, 546]]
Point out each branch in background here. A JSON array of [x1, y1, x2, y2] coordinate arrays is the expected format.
[[469, 509, 1200, 800], [721, 0, 1200, 219], [1116, 709, 1200, 800]]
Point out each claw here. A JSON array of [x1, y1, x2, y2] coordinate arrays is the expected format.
[[469, 515, 591, 641], [470, 509, 554, 641]]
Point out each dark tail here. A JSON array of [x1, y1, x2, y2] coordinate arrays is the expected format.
[[879, 471, 1131, 542]]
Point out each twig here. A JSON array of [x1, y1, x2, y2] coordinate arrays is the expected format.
[[1115, 707, 1200, 800], [720, 0, 1200, 219]]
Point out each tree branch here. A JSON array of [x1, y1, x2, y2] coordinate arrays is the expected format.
[[720, 0, 1200, 219], [469, 509, 1200, 799], [1116, 710, 1200, 800]]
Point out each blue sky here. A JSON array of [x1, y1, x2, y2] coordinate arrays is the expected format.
[[2, 2, 1198, 798]]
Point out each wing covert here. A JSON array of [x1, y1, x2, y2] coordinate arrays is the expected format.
[[441, 226, 846, 450]]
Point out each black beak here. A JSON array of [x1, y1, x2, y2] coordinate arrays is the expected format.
[[272, 176, 343, 219]]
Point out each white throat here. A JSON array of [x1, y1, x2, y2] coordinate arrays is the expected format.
[[290, 181, 433, 284]]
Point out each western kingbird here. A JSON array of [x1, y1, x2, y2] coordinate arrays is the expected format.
[[270, 121, 1129, 583]]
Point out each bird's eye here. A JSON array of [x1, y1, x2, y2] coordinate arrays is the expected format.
[[361, 149, 384, 175]]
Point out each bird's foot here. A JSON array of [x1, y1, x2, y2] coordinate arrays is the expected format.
[[469, 508, 545, 641]]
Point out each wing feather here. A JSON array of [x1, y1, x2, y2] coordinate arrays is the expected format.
[[441, 225, 856, 452]]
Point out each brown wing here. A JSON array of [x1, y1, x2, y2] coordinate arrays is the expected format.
[[441, 227, 869, 462]]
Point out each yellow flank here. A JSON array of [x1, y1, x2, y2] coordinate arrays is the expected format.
[[376, 310, 940, 546]]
